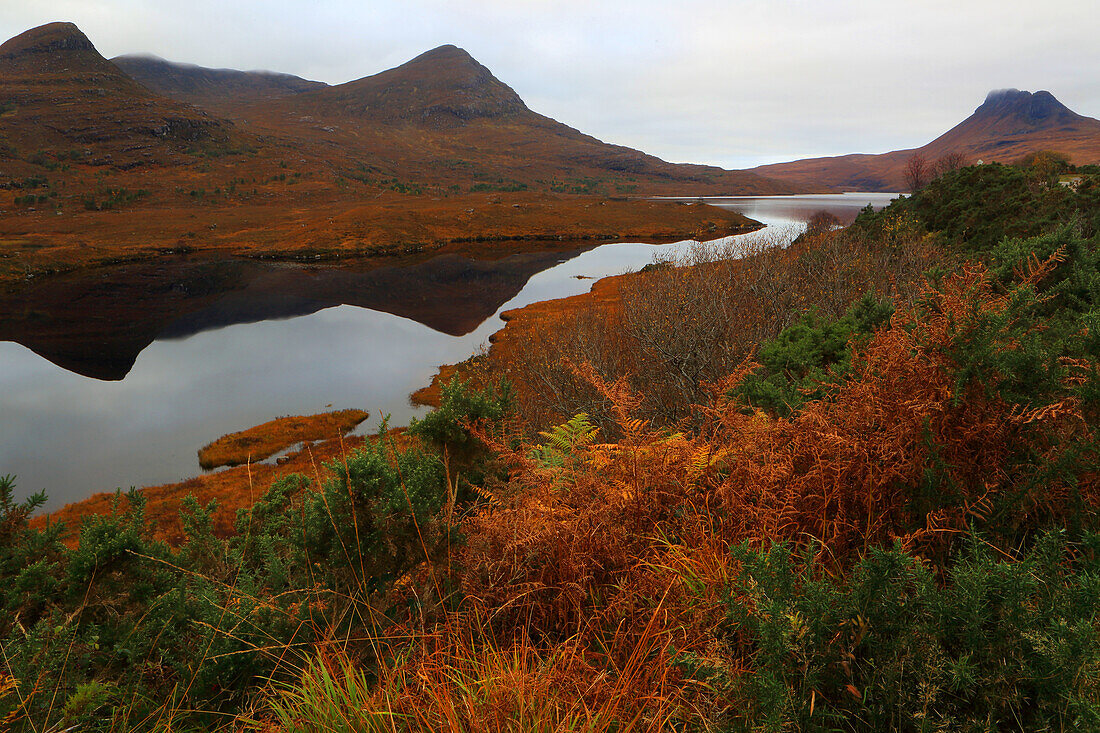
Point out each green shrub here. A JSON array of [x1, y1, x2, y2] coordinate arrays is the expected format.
[[856, 163, 1100, 254], [408, 378, 513, 461], [723, 533, 1100, 732], [737, 293, 893, 415], [234, 437, 448, 599]]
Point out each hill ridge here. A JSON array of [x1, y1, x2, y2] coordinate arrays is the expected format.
[[112, 53, 327, 109]]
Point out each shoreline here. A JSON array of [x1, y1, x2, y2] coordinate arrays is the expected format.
[[0, 192, 761, 293]]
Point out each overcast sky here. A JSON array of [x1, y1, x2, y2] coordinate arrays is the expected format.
[[2, 1, 1097, 168]]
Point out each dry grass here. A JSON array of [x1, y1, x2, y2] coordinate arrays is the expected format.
[[198, 409, 370, 470], [443, 223, 938, 432], [256, 604, 698, 733], [0, 191, 762, 292]]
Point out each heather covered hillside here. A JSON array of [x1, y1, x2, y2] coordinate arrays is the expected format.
[[3, 160, 1100, 730]]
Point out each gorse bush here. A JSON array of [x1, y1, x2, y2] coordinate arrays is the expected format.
[[408, 376, 513, 466], [0, 429, 461, 730], [736, 292, 894, 416], [724, 532, 1100, 732], [859, 162, 1100, 252]]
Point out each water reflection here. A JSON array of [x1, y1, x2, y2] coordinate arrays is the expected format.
[[0, 247, 595, 381], [702, 192, 899, 229]]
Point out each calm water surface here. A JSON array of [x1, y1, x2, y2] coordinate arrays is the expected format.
[[1, 193, 898, 508]]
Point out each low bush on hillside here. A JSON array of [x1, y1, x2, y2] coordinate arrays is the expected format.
[[860, 161, 1100, 252], [0, 381, 505, 731], [724, 533, 1100, 731]]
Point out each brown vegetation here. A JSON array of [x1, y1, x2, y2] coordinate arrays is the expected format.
[[197, 408, 369, 469], [0, 189, 762, 293], [455, 260, 1098, 638], [440, 217, 937, 431], [320, 237, 1100, 732]]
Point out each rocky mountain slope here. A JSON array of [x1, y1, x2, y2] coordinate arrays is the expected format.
[[0, 22, 796, 195], [0, 23, 233, 170], [230, 43, 797, 194]]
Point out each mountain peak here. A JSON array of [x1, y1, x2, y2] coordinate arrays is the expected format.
[[394, 43, 505, 88], [983, 88, 1025, 103], [0, 22, 102, 65], [411, 44, 475, 63], [0, 21, 121, 76], [974, 88, 1081, 126], [314, 43, 528, 125], [0, 22, 94, 58]]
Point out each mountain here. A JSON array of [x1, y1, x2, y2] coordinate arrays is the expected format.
[[0, 22, 798, 194], [926, 89, 1100, 160], [0, 23, 232, 169], [293, 44, 526, 125], [0, 22, 797, 294], [112, 54, 327, 112], [751, 89, 1100, 191], [237, 43, 798, 194]]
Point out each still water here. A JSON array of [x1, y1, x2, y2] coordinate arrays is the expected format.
[[1, 193, 897, 508]]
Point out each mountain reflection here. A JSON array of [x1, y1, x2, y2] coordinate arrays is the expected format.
[[0, 246, 592, 381]]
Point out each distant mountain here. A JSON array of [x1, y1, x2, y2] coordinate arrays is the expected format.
[[927, 89, 1100, 160], [0, 22, 798, 195], [239, 43, 797, 194], [112, 54, 327, 112], [752, 89, 1100, 191], [0, 23, 232, 168]]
